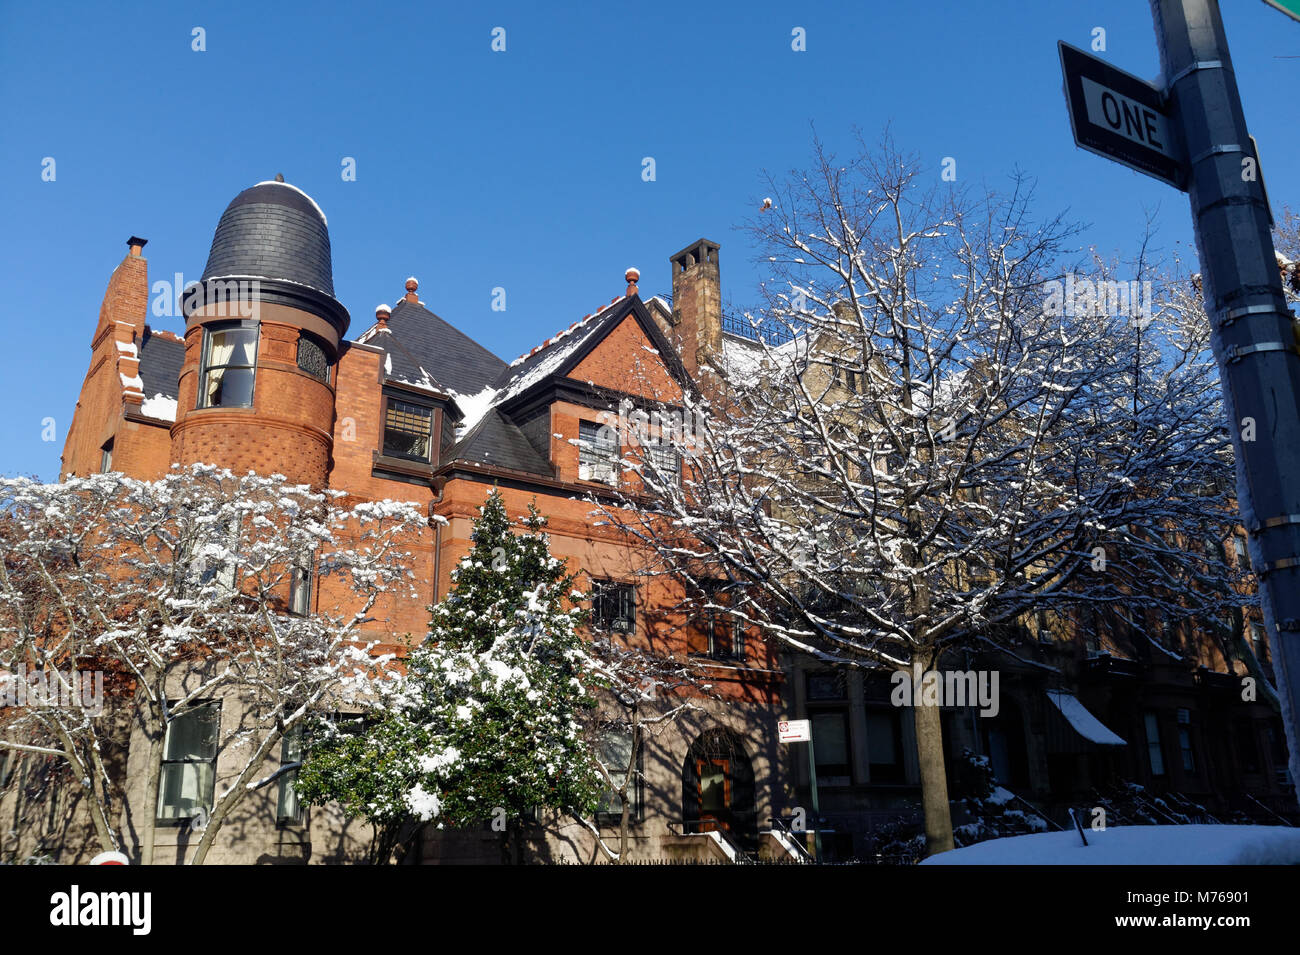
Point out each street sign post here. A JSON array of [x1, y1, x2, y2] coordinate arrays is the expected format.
[[1060, 0, 1300, 813], [1148, 0, 1300, 811], [778, 718, 811, 742], [1058, 41, 1187, 190], [778, 719, 820, 859]]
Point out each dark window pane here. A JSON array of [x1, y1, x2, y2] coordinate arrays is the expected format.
[[867, 710, 903, 781], [807, 672, 844, 700]]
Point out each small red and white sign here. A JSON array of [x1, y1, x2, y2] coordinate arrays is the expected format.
[[89, 850, 130, 865], [778, 719, 811, 743]]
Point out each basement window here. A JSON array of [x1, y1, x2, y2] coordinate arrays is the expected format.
[[198, 321, 259, 409]]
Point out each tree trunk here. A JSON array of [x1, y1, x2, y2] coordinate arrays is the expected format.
[[912, 682, 954, 856], [138, 696, 163, 866]]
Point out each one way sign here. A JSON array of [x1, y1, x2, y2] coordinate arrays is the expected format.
[[1059, 42, 1187, 191]]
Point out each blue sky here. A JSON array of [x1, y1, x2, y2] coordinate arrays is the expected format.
[[1, 0, 1296, 480]]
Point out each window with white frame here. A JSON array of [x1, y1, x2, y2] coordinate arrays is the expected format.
[[277, 726, 303, 824], [198, 321, 259, 409], [578, 420, 619, 485], [157, 702, 220, 823]]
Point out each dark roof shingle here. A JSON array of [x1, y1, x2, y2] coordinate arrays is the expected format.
[[448, 408, 552, 475], [138, 328, 185, 399], [375, 300, 507, 397]]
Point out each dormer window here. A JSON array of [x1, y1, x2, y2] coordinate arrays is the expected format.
[[383, 398, 434, 462], [198, 321, 259, 409]]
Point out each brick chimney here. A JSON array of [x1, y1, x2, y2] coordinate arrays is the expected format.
[[667, 239, 721, 377]]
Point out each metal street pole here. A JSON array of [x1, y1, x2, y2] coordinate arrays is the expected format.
[[1151, 0, 1300, 801], [807, 735, 822, 861]]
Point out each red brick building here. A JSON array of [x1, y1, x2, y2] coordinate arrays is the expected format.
[[60, 179, 790, 863]]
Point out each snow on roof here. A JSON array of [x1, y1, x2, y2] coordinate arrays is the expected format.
[[493, 295, 629, 405], [251, 180, 328, 225], [140, 393, 178, 422], [448, 385, 497, 436], [719, 336, 766, 385], [202, 271, 333, 296], [507, 295, 627, 368], [1046, 690, 1126, 746], [356, 324, 391, 344], [923, 824, 1300, 865]]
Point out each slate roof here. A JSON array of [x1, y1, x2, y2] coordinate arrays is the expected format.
[[138, 327, 185, 399], [365, 326, 444, 393], [357, 290, 685, 478], [447, 408, 552, 475], [378, 299, 507, 396], [201, 181, 336, 296]]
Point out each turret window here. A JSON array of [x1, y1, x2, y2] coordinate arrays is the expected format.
[[199, 321, 259, 409]]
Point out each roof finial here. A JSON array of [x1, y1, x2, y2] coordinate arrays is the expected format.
[[274, 173, 285, 183], [404, 277, 419, 304], [625, 267, 640, 297]]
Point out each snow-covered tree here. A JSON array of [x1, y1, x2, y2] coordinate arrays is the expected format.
[[297, 489, 603, 864], [0, 466, 423, 863], [597, 137, 1249, 856]]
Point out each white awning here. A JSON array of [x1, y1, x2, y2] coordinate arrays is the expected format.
[[1046, 690, 1126, 746]]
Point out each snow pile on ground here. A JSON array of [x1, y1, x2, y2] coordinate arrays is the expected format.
[[922, 825, 1300, 865]]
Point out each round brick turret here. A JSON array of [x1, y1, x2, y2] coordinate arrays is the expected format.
[[170, 180, 350, 487]]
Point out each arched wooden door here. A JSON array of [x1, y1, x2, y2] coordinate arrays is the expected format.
[[683, 728, 756, 848]]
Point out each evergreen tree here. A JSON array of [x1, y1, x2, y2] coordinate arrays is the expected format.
[[298, 489, 602, 862]]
